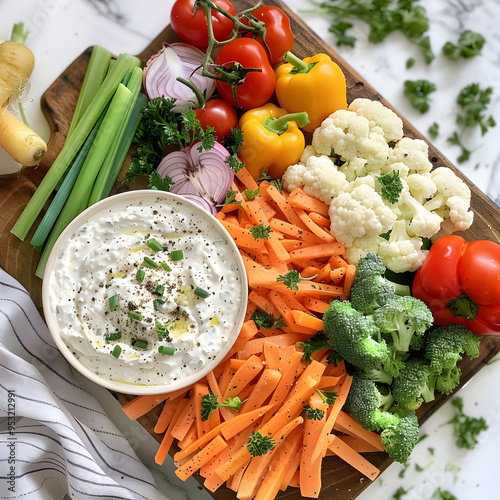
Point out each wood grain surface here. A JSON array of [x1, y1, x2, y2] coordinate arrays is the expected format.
[[1, 1, 499, 499]]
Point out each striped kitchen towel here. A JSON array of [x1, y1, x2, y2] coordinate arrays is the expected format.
[[0, 268, 168, 500]]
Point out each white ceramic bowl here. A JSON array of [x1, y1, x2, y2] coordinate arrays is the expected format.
[[42, 190, 248, 395]]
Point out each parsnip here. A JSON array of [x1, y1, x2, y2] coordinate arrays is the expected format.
[[0, 40, 35, 105], [0, 102, 46, 166]]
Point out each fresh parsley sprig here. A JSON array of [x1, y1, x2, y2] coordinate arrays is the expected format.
[[247, 431, 275, 457], [200, 393, 242, 421], [249, 223, 272, 240], [300, 331, 333, 362], [251, 310, 287, 330], [303, 404, 325, 420], [404, 79, 437, 113], [276, 270, 317, 291], [445, 396, 488, 449]]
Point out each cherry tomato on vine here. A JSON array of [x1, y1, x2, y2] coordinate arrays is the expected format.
[[243, 6, 294, 66], [214, 38, 275, 110], [194, 99, 238, 141], [171, 0, 236, 49]]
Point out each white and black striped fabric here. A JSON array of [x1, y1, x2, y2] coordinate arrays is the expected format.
[[0, 269, 168, 500]]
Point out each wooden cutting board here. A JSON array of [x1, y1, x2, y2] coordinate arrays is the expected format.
[[1, 1, 499, 498]]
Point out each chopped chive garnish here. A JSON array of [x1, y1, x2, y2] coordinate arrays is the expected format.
[[143, 256, 159, 268], [153, 298, 165, 311], [136, 269, 145, 282], [155, 284, 165, 296], [128, 311, 143, 321], [112, 345, 122, 358], [170, 250, 184, 261], [132, 338, 148, 349], [146, 238, 163, 252], [105, 331, 121, 343], [158, 345, 175, 355], [108, 294, 119, 309], [160, 261, 172, 272], [194, 287, 210, 298]]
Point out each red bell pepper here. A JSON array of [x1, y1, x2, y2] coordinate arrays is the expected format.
[[412, 234, 500, 335]]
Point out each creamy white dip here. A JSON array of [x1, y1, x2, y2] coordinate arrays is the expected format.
[[47, 195, 244, 386]]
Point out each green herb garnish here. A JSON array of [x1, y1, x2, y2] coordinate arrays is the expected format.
[[445, 396, 488, 449], [194, 287, 210, 298], [200, 393, 242, 421], [317, 389, 338, 406], [136, 269, 145, 282], [155, 319, 170, 340], [428, 122, 439, 140], [303, 404, 325, 420], [377, 170, 403, 204], [456, 83, 496, 135], [244, 187, 260, 201], [276, 270, 303, 291], [155, 285, 165, 296], [128, 311, 143, 321], [249, 223, 272, 241], [160, 261, 172, 272], [443, 30, 485, 61], [143, 256, 159, 268], [153, 298, 165, 311], [300, 332, 333, 363], [251, 310, 287, 330], [158, 345, 175, 356], [146, 238, 163, 252], [132, 338, 148, 349], [108, 294, 119, 309], [404, 79, 437, 113], [170, 250, 184, 261], [104, 331, 121, 343], [112, 345, 122, 358], [247, 432, 275, 457]]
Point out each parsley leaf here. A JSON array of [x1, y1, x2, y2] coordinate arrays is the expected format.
[[249, 223, 272, 240], [393, 486, 413, 500], [303, 404, 325, 420], [300, 331, 333, 362], [244, 187, 261, 200], [276, 270, 303, 290], [251, 310, 287, 329], [447, 132, 472, 163], [200, 393, 242, 421], [446, 396, 488, 449], [377, 170, 403, 204], [329, 21, 356, 47], [221, 189, 242, 206], [148, 170, 174, 191], [432, 488, 458, 500], [443, 30, 485, 60], [404, 79, 437, 113], [317, 389, 338, 406], [428, 122, 439, 139], [247, 432, 275, 457], [456, 83, 496, 135]]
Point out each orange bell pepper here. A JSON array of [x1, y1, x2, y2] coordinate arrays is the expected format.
[[237, 103, 309, 180], [275, 52, 347, 133]]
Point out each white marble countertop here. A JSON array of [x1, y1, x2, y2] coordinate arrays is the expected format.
[[1, 1, 500, 499]]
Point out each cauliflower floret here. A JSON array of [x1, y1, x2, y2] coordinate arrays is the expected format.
[[328, 183, 398, 246], [400, 189, 443, 238], [344, 235, 386, 265], [299, 145, 317, 165], [282, 163, 306, 193], [406, 172, 437, 205], [300, 156, 350, 204], [312, 109, 390, 174], [348, 98, 404, 143], [390, 137, 433, 174], [379, 220, 428, 273], [283, 156, 349, 204], [423, 167, 473, 231], [339, 157, 368, 182], [380, 161, 410, 178]]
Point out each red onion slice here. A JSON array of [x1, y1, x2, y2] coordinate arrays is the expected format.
[[156, 141, 234, 214], [182, 194, 218, 215], [143, 43, 215, 112]]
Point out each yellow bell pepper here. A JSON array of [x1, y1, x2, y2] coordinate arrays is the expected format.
[[275, 52, 347, 133], [238, 103, 309, 180]]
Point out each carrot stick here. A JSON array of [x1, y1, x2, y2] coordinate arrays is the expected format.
[[327, 435, 380, 480], [122, 393, 170, 420], [288, 188, 330, 217], [248, 290, 281, 316], [236, 166, 259, 191], [170, 394, 196, 441], [265, 183, 310, 231], [220, 320, 260, 364], [334, 410, 385, 452], [270, 281, 343, 299], [310, 374, 353, 462], [222, 354, 264, 399], [300, 393, 329, 498], [289, 242, 345, 262], [333, 435, 383, 453], [178, 422, 198, 450], [280, 239, 313, 251], [342, 264, 357, 300], [269, 219, 323, 245], [237, 416, 304, 500], [292, 207, 336, 243], [193, 381, 212, 437], [309, 211, 331, 228], [154, 398, 179, 434], [279, 435, 303, 491], [240, 369, 282, 411], [174, 435, 228, 481], [316, 375, 344, 389], [303, 297, 331, 314], [291, 310, 324, 332], [155, 397, 190, 465]]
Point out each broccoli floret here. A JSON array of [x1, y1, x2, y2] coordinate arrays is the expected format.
[[373, 296, 434, 353], [344, 374, 398, 432], [380, 407, 420, 464], [424, 324, 481, 394], [323, 300, 390, 377], [392, 358, 437, 410], [348, 253, 407, 315]]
